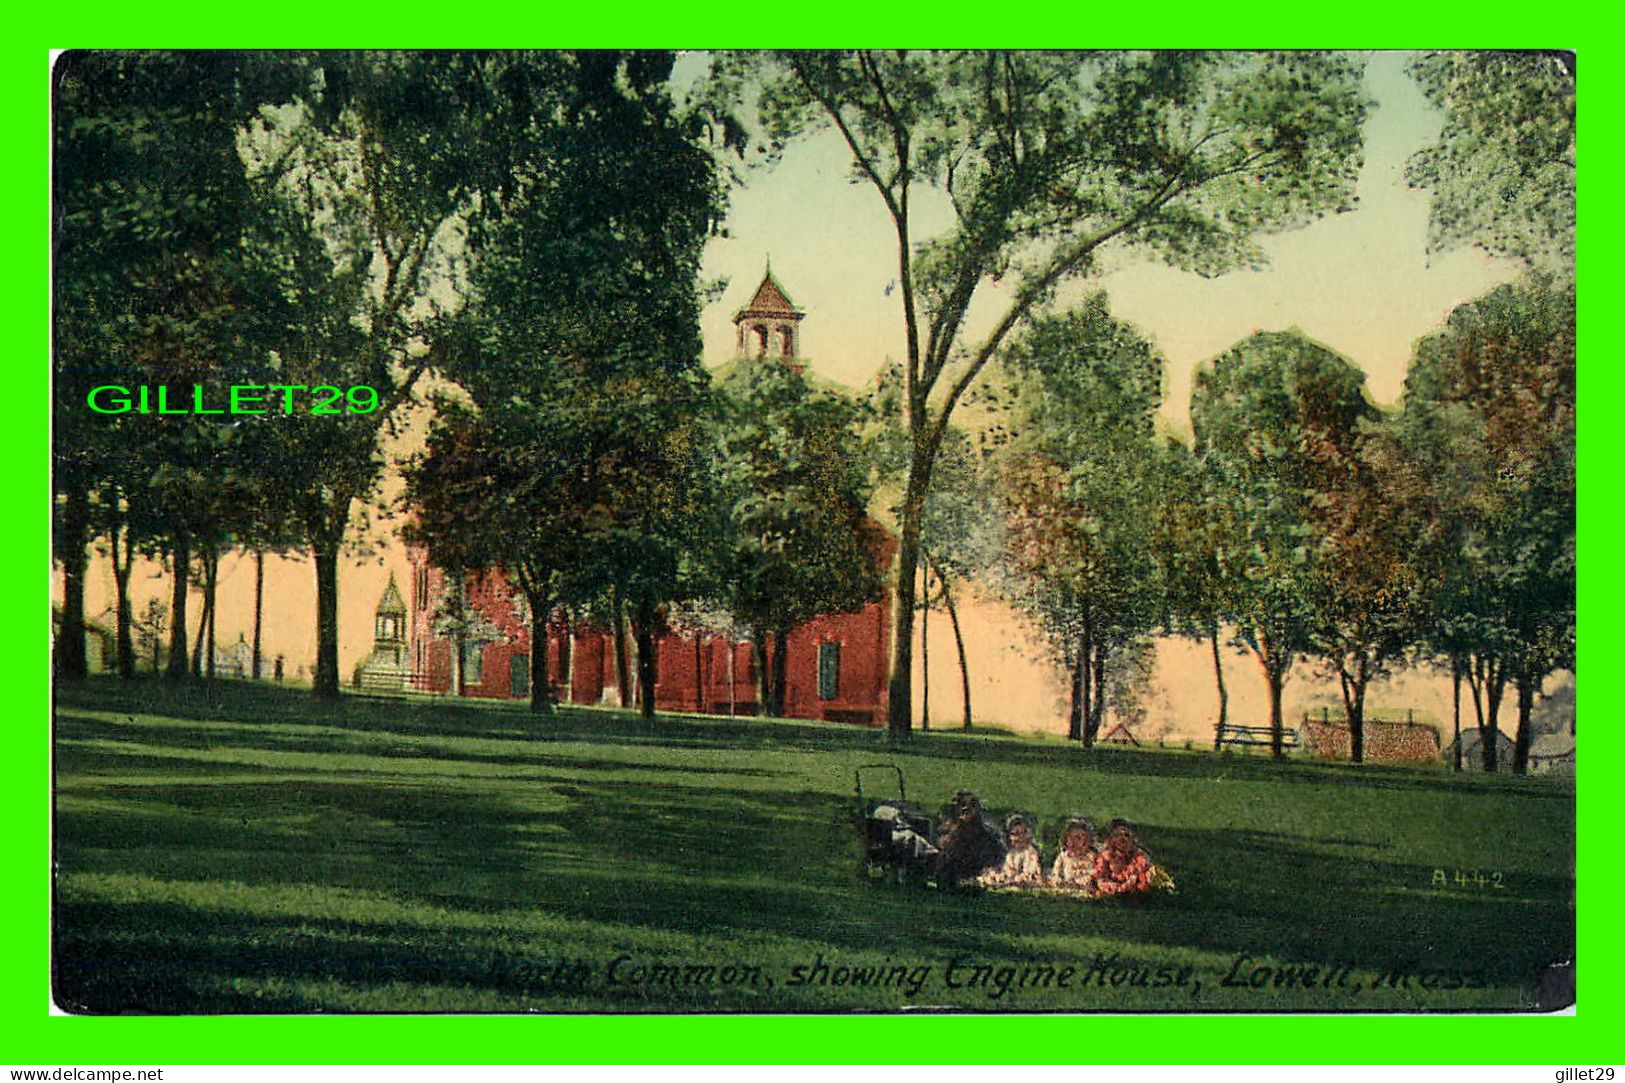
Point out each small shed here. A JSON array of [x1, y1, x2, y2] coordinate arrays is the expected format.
[[1445, 727, 1517, 771], [1101, 723, 1140, 747], [1528, 732, 1576, 776]]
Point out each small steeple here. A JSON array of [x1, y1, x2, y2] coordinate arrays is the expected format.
[[377, 572, 406, 617], [733, 262, 805, 361]]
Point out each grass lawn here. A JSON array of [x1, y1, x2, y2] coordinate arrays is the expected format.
[[52, 679, 1574, 1014]]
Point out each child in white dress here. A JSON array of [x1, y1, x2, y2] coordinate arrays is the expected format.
[[1048, 816, 1098, 893], [980, 812, 1043, 887]]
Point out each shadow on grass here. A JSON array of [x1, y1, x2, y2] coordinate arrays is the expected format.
[[58, 678, 1572, 801], [52, 678, 1575, 1013]]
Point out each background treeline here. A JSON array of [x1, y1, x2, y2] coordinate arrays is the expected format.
[[53, 51, 1572, 774]]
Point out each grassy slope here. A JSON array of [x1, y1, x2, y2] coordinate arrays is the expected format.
[[52, 679, 1574, 1014]]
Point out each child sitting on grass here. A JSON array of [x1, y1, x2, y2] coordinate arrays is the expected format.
[[1048, 816, 1098, 893], [1092, 818, 1175, 898], [935, 791, 1006, 889], [979, 812, 1044, 887]]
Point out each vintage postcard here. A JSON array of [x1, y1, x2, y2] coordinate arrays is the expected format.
[[50, 49, 1575, 1016]]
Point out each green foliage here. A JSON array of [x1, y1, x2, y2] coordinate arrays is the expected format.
[[996, 298, 1166, 742], [715, 359, 883, 640], [403, 53, 727, 716], [733, 49, 1370, 732], [1406, 51, 1575, 273], [1395, 276, 1575, 770], [1192, 330, 1374, 751]]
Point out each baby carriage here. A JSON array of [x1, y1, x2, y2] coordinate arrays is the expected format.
[[853, 763, 939, 883]]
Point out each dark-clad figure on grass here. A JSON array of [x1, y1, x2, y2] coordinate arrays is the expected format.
[[933, 791, 1005, 890]]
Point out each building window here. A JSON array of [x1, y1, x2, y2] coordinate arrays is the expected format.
[[462, 641, 483, 687], [818, 642, 840, 701]]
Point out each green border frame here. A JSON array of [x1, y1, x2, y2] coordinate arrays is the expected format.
[[18, 7, 1617, 1065]]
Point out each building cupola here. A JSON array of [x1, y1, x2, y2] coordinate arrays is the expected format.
[[733, 261, 805, 363]]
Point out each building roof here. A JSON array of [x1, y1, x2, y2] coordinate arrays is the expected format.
[[377, 572, 406, 615], [733, 265, 804, 322], [1530, 732, 1576, 758]]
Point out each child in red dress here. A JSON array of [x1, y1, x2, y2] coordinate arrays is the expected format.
[[1092, 818, 1172, 897]]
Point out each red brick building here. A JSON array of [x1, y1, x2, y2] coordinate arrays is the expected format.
[[402, 267, 894, 725]]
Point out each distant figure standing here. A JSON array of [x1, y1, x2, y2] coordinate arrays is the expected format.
[[934, 791, 1004, 889], [274, 656, 284, 683]]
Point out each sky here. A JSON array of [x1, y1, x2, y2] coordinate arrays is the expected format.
[[692, 51, 1523, 429]]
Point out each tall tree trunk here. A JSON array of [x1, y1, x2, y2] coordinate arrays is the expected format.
[[528, 600, 552, 715], [1472, 656, 1506, 773], [1068, 641, 1086, 743], [1351, 669, 1367, 765], [1210, 625, 1229, 751], [885, 467, 927, 736], [612, 589, 631, 710], [452, 632, 466, 697], [164, 534, 190, 682], [1512, 670, 1536, 775], [632, 600, 658, 720], [771, 629, 789, 718], [1087, 637, 1108, 746], [920, 565, 931, 732], [752, 632, 770, 718], [55, 482, 91, 679], [1267, 672, 1286, 759], [694, 636, 705, 713], [204, 549, 218, 680], [1079, 614, 1095, 747], [190, 556, 211, 678], [313, 542, 341, 699], [1452, 659, 1463, 772], [727, 640, 737, 716], [111, 519, 135, 679], [252, 549, 264, 680], [934, 565, 972, 730], [1339, 656, 1368, 764], [560, 610, 575, 705], [1262, 649, 1289, 760]]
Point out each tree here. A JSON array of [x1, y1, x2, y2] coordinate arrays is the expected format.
[[868, 367, 1001, 730], [741, 50, 1369, 734], [1192, 330, 1372, 758], [918, 428, 1002, 730], [238, 52, 587, 699], [1148, 438, 1236, 750], [995, 298, 1164, 746], [407, 51, 727, 717], [1406, 51, 1574, 274], [53, 52, 295, 681], [1396, 277, 1575, 773], [1304, 419, 1417, 763], [715, 357, 883, 717]]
